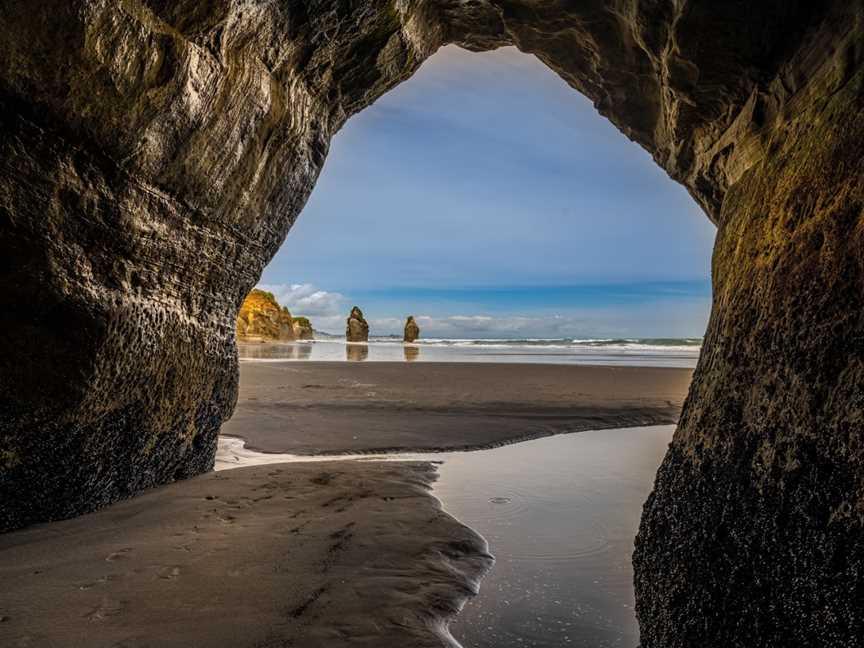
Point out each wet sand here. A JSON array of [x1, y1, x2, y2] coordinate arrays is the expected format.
[[212, 426, 678, 648], [0, 461, 491, 648], [223, 362, 693, 454], [1, 362, 692, 647]]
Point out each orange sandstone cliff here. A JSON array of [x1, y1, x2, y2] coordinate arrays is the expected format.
[[236, 290, 313, 341]]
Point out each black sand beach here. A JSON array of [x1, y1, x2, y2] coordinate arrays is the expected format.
[[0, 462, 490, 648], [222, 361, 693, 454]]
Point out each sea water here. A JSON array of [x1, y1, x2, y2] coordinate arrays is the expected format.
[[238, 337, 700, 368], [216, 425, 675, 647]]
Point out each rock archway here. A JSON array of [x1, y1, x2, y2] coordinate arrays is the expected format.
[[1, 2, 862, 645]]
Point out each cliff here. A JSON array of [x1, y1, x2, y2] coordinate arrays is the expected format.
[[236, 290, 296, 341], [236, 290, 315, 342]]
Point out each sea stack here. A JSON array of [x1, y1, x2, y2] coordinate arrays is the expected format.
[[292, 317, 314, 340], [403, 316, 420, 343], [346, 306, 370, 342]]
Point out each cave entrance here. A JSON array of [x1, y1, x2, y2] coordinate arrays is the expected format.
[[227, 45, 716, 648], [244, 44, 715, 358]]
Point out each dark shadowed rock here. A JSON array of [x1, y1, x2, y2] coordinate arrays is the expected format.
[[1, 2, 863, 645], [403, 316, 420, 343], [346, 306, 370, 343]]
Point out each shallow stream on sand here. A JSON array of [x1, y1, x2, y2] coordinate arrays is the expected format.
[[217, 424, 675, 648]]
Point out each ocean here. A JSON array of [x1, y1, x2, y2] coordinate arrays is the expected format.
[[238, 336, 702, 368]]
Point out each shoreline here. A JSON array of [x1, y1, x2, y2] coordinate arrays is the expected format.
[[237, 341, 701, 368], [222, 411, 678, 457]]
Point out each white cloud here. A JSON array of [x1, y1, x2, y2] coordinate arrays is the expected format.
[[257, 283, 345, 318]]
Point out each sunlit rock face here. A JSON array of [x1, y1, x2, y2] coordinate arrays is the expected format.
[[1, 1, 863, 644], [237, 289, 296, 341]]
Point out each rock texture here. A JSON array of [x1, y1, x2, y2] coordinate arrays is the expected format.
[[1, 2, 863, 644], [292, 316, 314, 340], [403, 316, 420, 343], [236, 289, 295, 341], [345, 306, 370, 343]]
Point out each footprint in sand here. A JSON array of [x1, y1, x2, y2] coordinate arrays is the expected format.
[[84, 599, 125, 621], [157, 566, 182, 580], [105, 548, 133, 562]]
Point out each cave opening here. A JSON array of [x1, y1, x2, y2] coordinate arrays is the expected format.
[[253, 44, 716, 350], [229, 44, 716, 647]]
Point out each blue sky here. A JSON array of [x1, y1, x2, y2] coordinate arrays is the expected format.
[[260, 46, 716, 338]]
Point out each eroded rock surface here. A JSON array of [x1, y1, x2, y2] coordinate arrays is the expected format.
[[1, 2, 863, 644], [345, 306, 370, 343]]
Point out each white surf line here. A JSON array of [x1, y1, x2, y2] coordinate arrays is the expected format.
[[215, 436, 428, 470]]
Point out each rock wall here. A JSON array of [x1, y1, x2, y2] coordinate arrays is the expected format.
[[1, 0, 427, 532], [1, 1, 863, 644]]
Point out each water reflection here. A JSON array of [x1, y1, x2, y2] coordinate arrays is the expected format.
[[216, 426, 675, 648], [237, 342, 312, 360], [291, 344, 312, 360], [441, 426, 675, 648], [236, 340, 699, 367], [346, 343, 369, 361]]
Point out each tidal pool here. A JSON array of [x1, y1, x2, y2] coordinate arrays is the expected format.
[[437, 425, 674, 648]]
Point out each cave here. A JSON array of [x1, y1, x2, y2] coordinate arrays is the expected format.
[[1, 2, 863, 645]]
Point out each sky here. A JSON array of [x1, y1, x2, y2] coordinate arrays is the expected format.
[[259, 45, 716, 339]]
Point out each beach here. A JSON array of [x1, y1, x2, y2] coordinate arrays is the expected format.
[[212, 425, 679, 648], [1, 358, 692, 647], [0, 461, 491, 647], [222, 360, 693, 454]]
